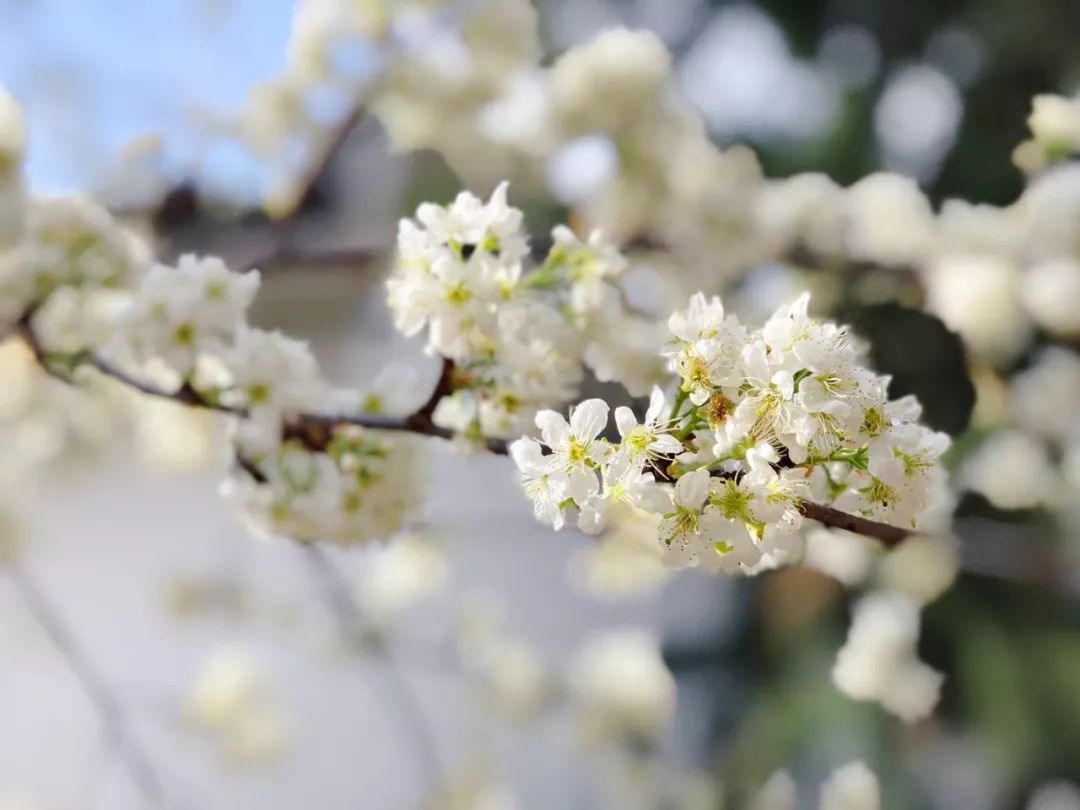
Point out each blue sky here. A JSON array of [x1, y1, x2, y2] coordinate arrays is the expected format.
[[0, 0, 294, 192]]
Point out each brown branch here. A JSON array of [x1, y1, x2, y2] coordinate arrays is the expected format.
[[89, 354, 241, 414], [798, 501, 912, 547], [16, 310, 905, 544], [15, 307, 71, 383]]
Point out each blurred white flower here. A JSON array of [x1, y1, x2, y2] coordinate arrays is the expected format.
[[549, 27, 672, 133], [184, 647, 287, 766], [456, 597, 549, 723], [1011, 347, 1080, 444], [1014, 94, 1080, 173], [119, 254, 261, 375], [843, 173, 936, 267], [568, 507, 671, 599], [819, 761, 881, 810], [803, 528, 876, 587], [1022, 259, 1080, 338], [1028, 780, 1080, 810], [963, 429, 1059, 510], [833, 590, 943, 722], [750, 770, 796, 810], [923, 254, 1030, 363], [354, 533, 447, 625], [567, 629, 675, 745], [877, 534, 959, 606]]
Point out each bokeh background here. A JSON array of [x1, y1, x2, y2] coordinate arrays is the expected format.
[[2, 0, 1080, 808]]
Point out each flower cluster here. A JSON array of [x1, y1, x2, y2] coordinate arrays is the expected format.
[[512, 292, 949, 575], [0, 94, 427, 548], [387, 183, 657, 437]]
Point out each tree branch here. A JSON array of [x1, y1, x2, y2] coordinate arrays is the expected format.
[[797, 501, 911, 546], [5, 562, 169, 807], [15, 312, 906, 545], [302, 545, 442, 790]]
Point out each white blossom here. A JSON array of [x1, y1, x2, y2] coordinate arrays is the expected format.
[[963, 429, 1059, 510], [354, 533, 447, 625], [548, 28, 672, 133], [1022, 258, 1080, 338], [185, 647, 286, 766], [614, 386, 682, 461], [119, 255, 260, 375], [513, 291, 945, 576], [842, 173, 936, 267], [533, 398, 612, 504], [567, 629, 675, 746], [878, 534, 959, 606], [1014, 94, 1080, 173], [923, 254, 1030, 363], [832, 590, 943, 722], [819, 761, 881, 810], [222, 328, 323, 413], [0, 195, 148, 329], [1027, 781, 1080, 810], [1012, 347, 1080, 444]]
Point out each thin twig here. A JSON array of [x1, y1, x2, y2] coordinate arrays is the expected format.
[[302, 545, 442, 790], [243, 245, 381, 276], [6, 562, 169, 807], [289, 104, 368, 216], [89, 354, 240, 414]]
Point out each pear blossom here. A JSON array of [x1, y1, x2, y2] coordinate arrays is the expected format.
[[534, 398, 612, 504], [119, 255, 261, 374], [509, 436, 565, 529], [514, 291, 946, 577], [577, 450, 669, 535], [546, 225, 627, 321], [666, 292, 747, 405], [222, 328, 324, 413], [614, 386, 682, 462]]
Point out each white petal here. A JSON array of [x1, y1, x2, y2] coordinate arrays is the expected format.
[[674, 468, 709, 510], [614, 406, 638, 439], [566, 467, 600, 503], [649, 434, 684, 455], [489, 180, 510, 209], [569, 398, 610, 440], [645, 385, 666, 424], [535, 410, 570, 446], [577, 496, 608, 535]]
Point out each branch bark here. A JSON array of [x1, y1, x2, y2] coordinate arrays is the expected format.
[[798, 501, 911, 546]]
